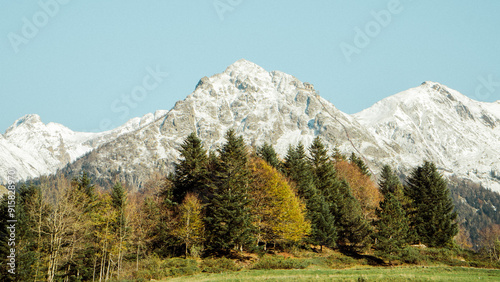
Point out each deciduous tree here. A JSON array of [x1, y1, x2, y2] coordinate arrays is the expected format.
[[249, 158, 310, 248], [172, 193, 204, 257]]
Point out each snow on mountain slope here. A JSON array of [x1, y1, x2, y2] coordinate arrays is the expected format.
[[354, 81, 500, 192], [3, 61, 499, 194], [65, 59, 393, 188], [0, 111, 166, 184]]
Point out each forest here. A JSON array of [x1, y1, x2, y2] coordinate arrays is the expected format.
[[1, 130, 499, 281]]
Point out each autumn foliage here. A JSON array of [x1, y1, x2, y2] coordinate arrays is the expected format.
[[334, 159, 382, 220], [249, 158, 311, 245]]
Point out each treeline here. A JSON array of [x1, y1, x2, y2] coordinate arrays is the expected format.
[[0, 130, 490, 281]]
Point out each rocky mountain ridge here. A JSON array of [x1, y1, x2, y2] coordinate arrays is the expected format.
[[2, 59, 499, 193]]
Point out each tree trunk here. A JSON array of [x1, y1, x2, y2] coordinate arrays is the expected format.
[[136, 244, 140, 271]]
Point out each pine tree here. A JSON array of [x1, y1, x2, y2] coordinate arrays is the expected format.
[[379, 165, 401, 196], [204, 129, 254, 254], [374, 188, 410, 260], [349, 152, 371, 176], [405, 161, 458, 247], [171, 132, 208, 204], [283, 143, 337, 249], [256, 142, 281, 169]]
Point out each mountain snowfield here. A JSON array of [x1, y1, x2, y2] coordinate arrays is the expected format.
[[1, 59, 499, 193]]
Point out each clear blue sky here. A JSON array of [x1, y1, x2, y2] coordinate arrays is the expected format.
[[1, 0, 499, 132]]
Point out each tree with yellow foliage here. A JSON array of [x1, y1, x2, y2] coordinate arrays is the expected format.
[[249, 158, 311, 248], [172, 193, 204, 257]]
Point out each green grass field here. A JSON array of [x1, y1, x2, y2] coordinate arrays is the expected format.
[[165, 266, 500, 281]]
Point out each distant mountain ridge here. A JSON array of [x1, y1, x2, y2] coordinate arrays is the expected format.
[[354, 81, 500, 192], [1, 59, 499, 193], [0, 111, 167, 183]]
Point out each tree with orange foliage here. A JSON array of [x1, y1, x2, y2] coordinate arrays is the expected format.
[[334, 160, 382, 220]]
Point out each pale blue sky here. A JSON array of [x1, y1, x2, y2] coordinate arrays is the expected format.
[[1, 0, 499, 132]]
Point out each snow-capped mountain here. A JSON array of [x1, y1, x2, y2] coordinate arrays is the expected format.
[[2, 60, 499, 193], [64, 59, 393, 188], [354, 81, 500, 192], [0, 111, 167, 183]]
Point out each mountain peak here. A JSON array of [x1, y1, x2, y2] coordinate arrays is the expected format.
[[6, 114, 43, 132], [420, 81, 440, 87], [224, 59, 268, 76]]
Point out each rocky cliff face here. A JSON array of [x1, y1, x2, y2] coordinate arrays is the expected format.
[[63, 59, 392, 189], [3, 60, 500, 193]]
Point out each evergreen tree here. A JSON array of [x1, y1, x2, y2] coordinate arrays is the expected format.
[[349, 152, 371, 176], [374, 188, 410, 259], [256, 142, 281, 169], [171, 132, 208, 204], [307, 191, 337, 250], [283, 143, 314, 199], [73, 171, 95, 199], [9, 184, 46, 281], [335, 180, 372, 250], [309, 137, 371, 250], [405, 161, 458, 247], [378, 165, 401, 196], [309, 137, 340, 205], [204, 129, 254, 254], [283, 143, 337, 249], [0, 184, 43, 281]]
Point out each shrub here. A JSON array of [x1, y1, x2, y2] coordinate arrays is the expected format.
[[201, 258, 241, 273], [251, 256, 311, 270], [399, 247, 427, 264], [162, 258, 200, 277], [134, 257, 201, 280]]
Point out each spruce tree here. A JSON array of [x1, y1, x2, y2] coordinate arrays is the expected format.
[[309, 137, 371, 250], [374, 188, 410, 259], [171, 132, 208, 204], [283, 143, 315, 199], [204, 129, 254, 254], [405, 161, 458, 247], [307, 192, 337, 249], [309, 137, 340, 205], [73, 171, 95, 199], [283, 143, 337, 249], [349, 152, 371, 176], [378, 165, 401, 196], [335, 179, 372, 250], [256, 142, 281, 169]]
